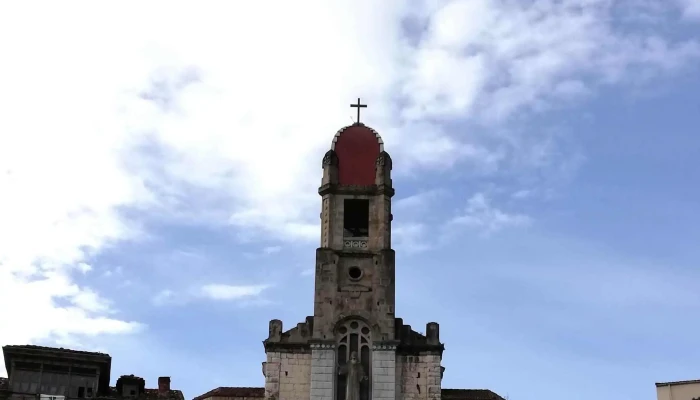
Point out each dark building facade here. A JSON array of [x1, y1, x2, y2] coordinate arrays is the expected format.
[[3, 345, 110, 400], [1, 345, 183, 400]]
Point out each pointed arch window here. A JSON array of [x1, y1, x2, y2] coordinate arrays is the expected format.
[[336, 320, 372, 400]]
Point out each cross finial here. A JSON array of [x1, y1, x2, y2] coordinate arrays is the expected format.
[[350, 98, 367, 123]]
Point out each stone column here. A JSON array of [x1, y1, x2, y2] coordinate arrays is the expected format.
[[310, 343, 335, 400], [372, 342, 397, 400]]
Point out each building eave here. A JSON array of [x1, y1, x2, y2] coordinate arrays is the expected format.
[[656, 379, 700, 387]]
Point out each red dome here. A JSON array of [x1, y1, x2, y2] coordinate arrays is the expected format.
[[332, 123, 383, 186]]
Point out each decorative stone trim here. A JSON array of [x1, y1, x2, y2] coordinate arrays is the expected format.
[[344, 239, 368, 250], [331, 122, 384, 152], [263, 342, 312, 353], [376, 151, 392, 168], [318, 183, 394, 197], [372, 343, 398, 351], [396, 343, 445, 356], [322, 150, 339, 167], [309, 343, 335, 350]]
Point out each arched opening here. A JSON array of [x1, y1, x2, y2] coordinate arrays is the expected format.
[[336, 319, 371, 400]]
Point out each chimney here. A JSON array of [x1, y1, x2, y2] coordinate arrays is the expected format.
[[158, 377, 171, 395]]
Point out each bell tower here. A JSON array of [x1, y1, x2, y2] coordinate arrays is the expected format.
[[263, 100, 444, 400], [314, 121, 395, 339], [309, 98, 396, 400]]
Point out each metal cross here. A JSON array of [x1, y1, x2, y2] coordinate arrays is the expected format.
[[350, 98, 367, 123]]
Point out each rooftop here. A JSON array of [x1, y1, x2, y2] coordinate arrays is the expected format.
[[330, 122, 384, 186], [656, 379, 700, 387], [107, 386, 185, 400], [442, 389, 506, 400], [193, 387, 265, 400], [192, 387, 505, 400], [2, 344, 110, 357]]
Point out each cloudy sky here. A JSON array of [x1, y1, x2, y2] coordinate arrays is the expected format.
[[1, 1, 699, 400]]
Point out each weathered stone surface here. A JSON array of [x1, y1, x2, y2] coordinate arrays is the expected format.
[[309, 348, 334, 400], [372, 347, 397, 400], [193, 116, 507, 400]]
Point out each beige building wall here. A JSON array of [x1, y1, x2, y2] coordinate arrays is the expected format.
[[201, 396, 263, 400], [656, 380, 700, 400], [264, 351, 311, 400], [398, 354, 443, 400]]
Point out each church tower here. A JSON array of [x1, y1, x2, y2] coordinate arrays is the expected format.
[[263, 100, 445, 400]]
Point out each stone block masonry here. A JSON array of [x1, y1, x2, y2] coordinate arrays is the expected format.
[[265, 352, 281, 400], [398, 353, 442, 400], [310, 345, 335, 400], [372, 345, 397, 400], [264, 351, 311, 400]]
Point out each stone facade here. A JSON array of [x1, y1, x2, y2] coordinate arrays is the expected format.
[[193, 114, 506, 400], [309, 346, 334, 400], [396, 354, 442, 400], [261, 122, 446, 400], [263, 351, 311, 400], [371, 345, 396, 400]]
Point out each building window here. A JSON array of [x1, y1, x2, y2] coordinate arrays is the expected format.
[[87, 387, 93, 398], [78, 387, 85, 398], [347, 266, 363, 281], [344, 199, 369, 237], [336, 320, 371, 400]]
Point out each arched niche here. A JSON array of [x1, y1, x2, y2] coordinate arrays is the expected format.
[[336, 319, 372, 400]]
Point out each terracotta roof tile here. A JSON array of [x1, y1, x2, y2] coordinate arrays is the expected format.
[[193, 387, 264, 400], [105, 386, 185, 400], [442, 389, 506, 400]]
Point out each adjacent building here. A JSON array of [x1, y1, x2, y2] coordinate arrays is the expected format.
[[656, 379, 700, 400], [2, 345, 111, 400], [0, 345, 184, 400]]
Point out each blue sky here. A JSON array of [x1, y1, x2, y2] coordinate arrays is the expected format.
[[1, 1, 699, 400]]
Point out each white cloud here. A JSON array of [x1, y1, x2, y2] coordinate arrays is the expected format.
[[393, 222, 434, 254], [394, 190, 445, 213], [0, 0, 697, 374], [153, 284, 272, 305], [199, 284, 270, 301], [76, 263, 93, 274], [678, 0, 700, 19], [263, 246, 282, 255], [152, 290, 177, 307], [512, 190, 535, 200], [450, 193, 531, 236], [301, 269, 315, 277], [0, 270, 143, 371], [242, 245, 285, 259], [391, 190, 447, 253], [406, 0, 699, 122]]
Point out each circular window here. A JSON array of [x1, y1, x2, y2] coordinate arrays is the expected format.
[[348, 266, 363, 280], [350, 321, 359, 330], [361, 326, 370, 335]]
